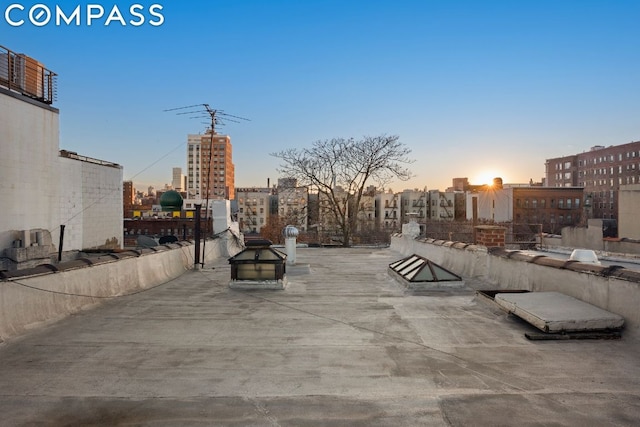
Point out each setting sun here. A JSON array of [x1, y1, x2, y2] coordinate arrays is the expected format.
[[473, 171, 503, 187]]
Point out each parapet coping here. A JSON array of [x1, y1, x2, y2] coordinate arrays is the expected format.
[[0, 242, 193, 281], [405, 235, 640, 283]]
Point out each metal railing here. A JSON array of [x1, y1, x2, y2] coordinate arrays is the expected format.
[[0, 45, 57, 104], [59, 150, 121, 168]]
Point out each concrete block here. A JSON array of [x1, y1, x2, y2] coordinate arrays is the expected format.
[[495, 291, 625, 333]]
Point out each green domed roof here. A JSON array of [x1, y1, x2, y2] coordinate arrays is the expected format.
[[160, 190, 183, 211]]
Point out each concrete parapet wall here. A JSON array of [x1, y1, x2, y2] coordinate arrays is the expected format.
[[0, 240, 230, 341], [394, 235, 488, 278], [391, 234, 640, 340]]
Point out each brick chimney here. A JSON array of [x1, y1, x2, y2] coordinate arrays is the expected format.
[[474, 225, 506, 248]]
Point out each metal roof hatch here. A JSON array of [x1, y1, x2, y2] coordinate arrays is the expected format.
[[228, 239, 287, 289]]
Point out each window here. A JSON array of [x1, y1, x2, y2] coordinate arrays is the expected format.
[[566, 198, 572, 209], [558, 199, 564, 208]]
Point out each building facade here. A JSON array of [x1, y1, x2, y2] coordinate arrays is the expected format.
[[353, 186, 377, 233], [172, 167, 186, 192], [123, 181, 135, 217], [377, 190, 400, 231], [428, 190, 455, 221], [545, 141, 640, 221], [400, 189, 427, 225], [278, 184, 309, 232], [187, 130, 235, 201], [236, 187, 273, 234], [467, 186, 584, 234], [618, 184, 640, 240], [1, 46, 122, 270]]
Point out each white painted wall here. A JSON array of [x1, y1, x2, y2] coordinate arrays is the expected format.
[[619, 184, 640, 240], [59, 157, 123, 250], [0, 91, 60, 250], [466, 188, 513, 222], [58, 157, 83, 251], [1, 89, 123, 256]]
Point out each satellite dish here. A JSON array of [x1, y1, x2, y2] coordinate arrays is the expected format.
[[137, 235, 158, 248]]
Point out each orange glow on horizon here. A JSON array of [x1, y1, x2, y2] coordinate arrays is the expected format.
[[473, 171, 503, 187]]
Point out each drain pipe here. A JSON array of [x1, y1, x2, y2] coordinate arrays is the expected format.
[[57, 225, 65, 262], [194, 204, 201, 269]]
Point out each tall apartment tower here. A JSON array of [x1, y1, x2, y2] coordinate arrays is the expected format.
[[187, 130, 235, 200], [171, 167, 186, 192], [123, 180, 135, 217], [545, 141, 640, 220]]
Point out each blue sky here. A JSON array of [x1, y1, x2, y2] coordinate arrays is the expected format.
[[3, 0, 640, 192]]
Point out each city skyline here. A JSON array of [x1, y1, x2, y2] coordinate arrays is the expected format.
[[3, 1, 640, 192]]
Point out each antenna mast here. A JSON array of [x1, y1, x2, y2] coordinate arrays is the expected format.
[[164, 104, 249, 268]]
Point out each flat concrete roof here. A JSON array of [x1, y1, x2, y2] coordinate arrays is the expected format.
[[1, 247, 639, 426]]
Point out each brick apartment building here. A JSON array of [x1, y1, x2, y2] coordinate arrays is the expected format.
[[236, 187, 274, 234], [546, 141, 640, 221], [187, 130, 235, 200], [123, 180, 135, 217], [469, 185, 584, 234]]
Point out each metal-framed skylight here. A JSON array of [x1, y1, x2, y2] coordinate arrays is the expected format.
[[389, 254, 462, 283]]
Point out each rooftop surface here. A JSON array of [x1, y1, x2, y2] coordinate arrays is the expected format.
[[1, 247, 639, 426]]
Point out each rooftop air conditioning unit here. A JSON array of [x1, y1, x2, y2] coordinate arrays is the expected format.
[[13, 54, 44, 99]]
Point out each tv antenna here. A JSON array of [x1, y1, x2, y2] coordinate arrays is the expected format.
[[164, 103, 249, 269], [164, 103, 249, 134]]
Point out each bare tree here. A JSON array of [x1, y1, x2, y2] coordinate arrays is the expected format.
[[271, 135, 413, 246]]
